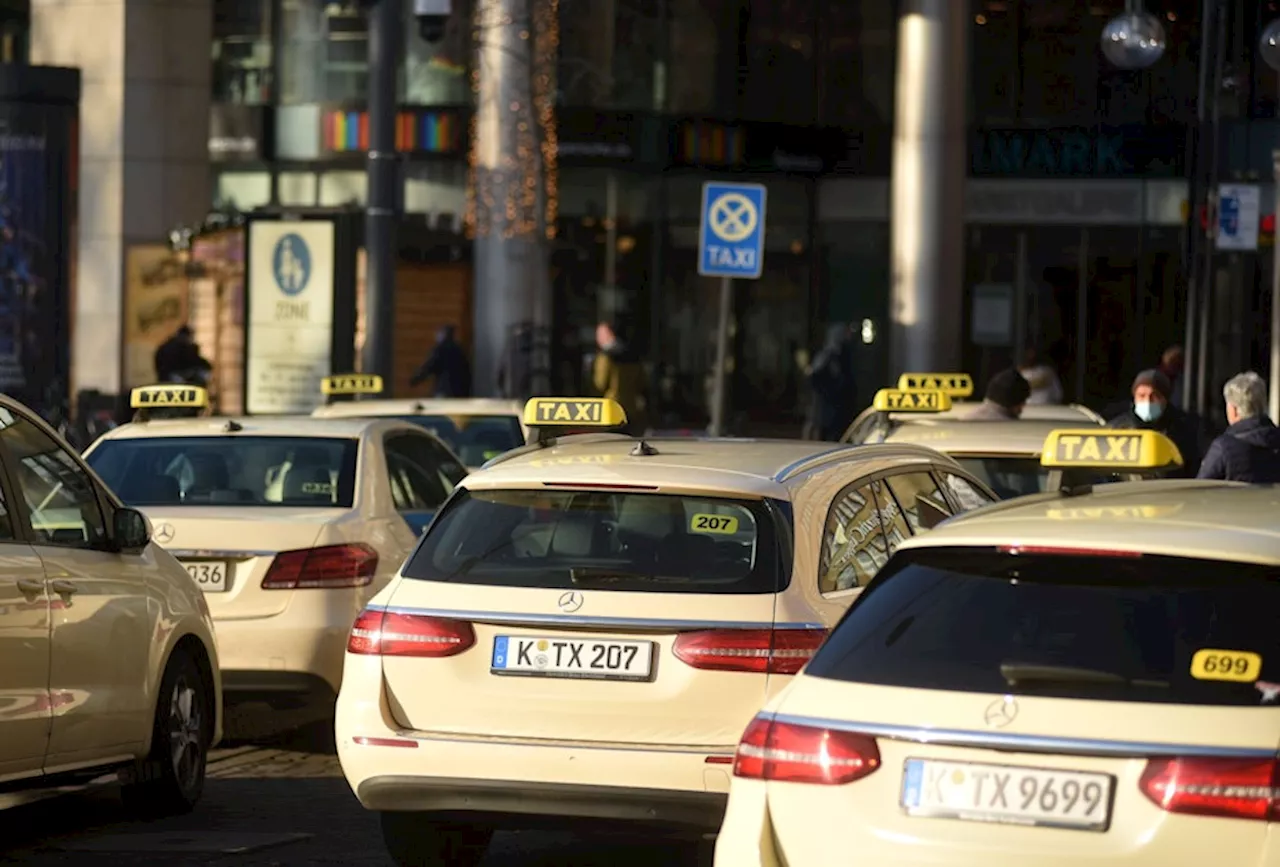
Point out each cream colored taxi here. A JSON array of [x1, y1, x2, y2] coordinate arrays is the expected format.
[[310, 373, 526, 468], [0, 384, 220, 814], [335, 396, 1001, 866], [81, 383, 466, 735], [715, 428, 1280, 866], [845, 373, 1107, 498]]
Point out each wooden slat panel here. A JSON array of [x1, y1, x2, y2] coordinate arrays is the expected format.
[[392, 262, 472, 397]]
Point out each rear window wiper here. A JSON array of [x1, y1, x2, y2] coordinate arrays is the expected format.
[[1000, 661, 1168, 690]]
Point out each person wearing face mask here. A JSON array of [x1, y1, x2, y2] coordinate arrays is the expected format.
[[1106, 368, 1205, 478]]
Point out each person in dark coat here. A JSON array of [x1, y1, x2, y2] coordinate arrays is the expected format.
[[410, 324, 471, 397], [153, 325, 212, 385], [806, 324, 857, 441], [496, 321, 534, 401], [963, 369, 1031, 420], [1107, 368, 1206, 478], [1197, 371, 1280, 483]]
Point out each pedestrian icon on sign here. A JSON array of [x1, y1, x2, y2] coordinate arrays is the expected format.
[[273, 233, 311, 296]]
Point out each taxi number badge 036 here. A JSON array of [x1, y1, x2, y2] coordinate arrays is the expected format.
[[872, 388, 952, 412]]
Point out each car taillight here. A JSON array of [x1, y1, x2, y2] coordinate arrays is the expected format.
[[1140, 757, 1280, 821], [261, 543, 379, 589], [672, 628, 827, 674], [734, 715, 881, 785], [346, 608, 476, 657]]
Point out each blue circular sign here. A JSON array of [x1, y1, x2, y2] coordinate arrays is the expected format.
[[272, 233, 311, 296]]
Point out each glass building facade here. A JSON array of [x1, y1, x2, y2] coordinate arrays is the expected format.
[[208, 0, 1280, 426]]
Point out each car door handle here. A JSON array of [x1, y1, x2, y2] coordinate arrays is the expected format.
[[15, 578, 44, 596], [49, 580, 78, 596]]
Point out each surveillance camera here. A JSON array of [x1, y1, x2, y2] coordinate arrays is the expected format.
[[414, 0, 450, 43]]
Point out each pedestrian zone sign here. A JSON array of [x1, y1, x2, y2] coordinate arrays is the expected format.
[[698, 182, 767, 279]]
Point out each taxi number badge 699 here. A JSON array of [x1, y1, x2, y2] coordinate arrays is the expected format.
[[902, 758, 1114, 832], [491, 635, 655, 681], [180, 560, 228, 592]]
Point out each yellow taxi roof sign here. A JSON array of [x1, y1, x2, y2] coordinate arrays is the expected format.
[[523, 397, 627, 427], [1039, 428, 1183, 470], [897, 372, 974, 397], [130, 384, 208, 409], [321, 374, 384, 396], [873, 388, 952, 413]]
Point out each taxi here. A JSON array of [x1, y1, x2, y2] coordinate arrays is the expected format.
[[310, 373, 526, 468], [715, 428, 1280, 867], [844, 373, 1107, 498], [80, 383, 467, 735], [0, 384, 220, 815], [334, 396, 1001, 867]]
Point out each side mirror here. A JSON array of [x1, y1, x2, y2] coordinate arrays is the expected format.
[[114, 507, 151, 553], [916, 496, 951, 531]]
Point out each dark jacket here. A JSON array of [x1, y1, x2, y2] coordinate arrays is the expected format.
[[411, 331, 471, 397], [154, 334, 211, 384], [496, 325, 534, 401], [807, 325, 856, 441], [1196, 416, 1280, 483], [1106, 405, 1206, 478]]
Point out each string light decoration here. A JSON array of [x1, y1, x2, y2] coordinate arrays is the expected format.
[[465, 0, 559, 241]]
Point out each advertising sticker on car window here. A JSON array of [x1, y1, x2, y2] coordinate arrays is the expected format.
[[690, 514, 739, 534], [1190, 649, 1262, 682]]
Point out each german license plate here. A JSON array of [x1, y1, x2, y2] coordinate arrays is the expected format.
[[901, 758, 1113, 831], [491, 635, 654, 681], [180, 560, 227, 593]]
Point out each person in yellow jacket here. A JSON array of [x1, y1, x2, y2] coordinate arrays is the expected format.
[[592, 320, 647, 433]]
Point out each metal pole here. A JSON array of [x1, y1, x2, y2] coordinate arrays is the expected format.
[[1195, 0, 1227, 417], [1271, 150, 1280, 423], [1076, 229, 1089, 403], [709, 276, 732, 436], [1182, 0, 1217, 410], [1013, 230, 1027, 364], [362, 0, 402, 394]]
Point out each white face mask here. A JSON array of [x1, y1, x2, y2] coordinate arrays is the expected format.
[[1134, 400, 1164, 423]]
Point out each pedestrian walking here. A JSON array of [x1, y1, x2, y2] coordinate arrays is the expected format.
[[1106, 368, 1206, 478], [962, 369, 1031, 420], [1017, 348, 1063, 405], [1157, 345, 1185, 408], [496, 321, 534, 401], [806, 324, 857, 441], [1196, 371, 1280, 483], [592, 320, 646, 431], [409, 324, 471, 397]]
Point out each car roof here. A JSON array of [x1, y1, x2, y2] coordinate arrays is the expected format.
[[312, 398, 524, 418], [95, 414, 419, 441], [896, 480, 1280, 566], [881, 418, 1082, 455], [461, 436, 962, 499]]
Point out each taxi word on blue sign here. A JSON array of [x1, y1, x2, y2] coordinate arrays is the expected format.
[[698, 182, 767, 279], [1039, 429, 1183, 470], [523, 397, 628, 427], [321, 374, 384, 395], [130, 385, 209, 408]]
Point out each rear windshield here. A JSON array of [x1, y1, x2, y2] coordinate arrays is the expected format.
[[807, 548, 1280, 707], [402, 488, 787, 594], [397, 415, 524, 465], [954, 457, 1127, 498], [86, 436, 359, 507]]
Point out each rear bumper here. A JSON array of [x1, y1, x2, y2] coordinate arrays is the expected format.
[[221, 670, 337, 713], [358, 775, 725, 831]]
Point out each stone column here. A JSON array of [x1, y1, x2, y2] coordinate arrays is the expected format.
[[889, 0, 968, 376], [468, 0, 556, 396], [31, 0, 213, 396]]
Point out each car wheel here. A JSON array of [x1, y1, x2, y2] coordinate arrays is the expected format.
[[120, 649, 211, 817], [379, 812, 492, 867]]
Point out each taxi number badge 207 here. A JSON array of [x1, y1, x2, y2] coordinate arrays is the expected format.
[[491, 635, 655, 681]]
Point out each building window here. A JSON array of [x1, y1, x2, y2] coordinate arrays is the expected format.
[[404, 0, 472, 104], [821, 0, 895, 127], [558, 0, 662, 110], [280, 0, 367, 104], [214, 0, 273, 104]]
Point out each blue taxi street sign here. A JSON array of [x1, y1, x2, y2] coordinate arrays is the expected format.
[[698, 182, 767, 279]]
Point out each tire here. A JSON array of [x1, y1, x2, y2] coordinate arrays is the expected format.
[[379, 812, 492, 867], [119, 649, 211, 817]]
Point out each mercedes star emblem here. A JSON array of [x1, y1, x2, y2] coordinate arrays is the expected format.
[[984, 696, 1019, 729], [557, 591, 583, 613], [153, 522, 175, 544]]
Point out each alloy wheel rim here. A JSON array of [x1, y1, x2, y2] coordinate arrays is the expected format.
[[167, 676, 203, 790]]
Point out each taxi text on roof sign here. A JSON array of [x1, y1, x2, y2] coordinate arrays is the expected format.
[[1039, 428, 1183, 469], [896, 372, 974, 398], [130, 384, 208, 409], [872, 388, 952, 413], [321, 374, 384, 396], [523, 397, 628, 427]]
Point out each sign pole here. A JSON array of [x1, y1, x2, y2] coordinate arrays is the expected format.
[[710, 276, 733, 437], [1271, 151, 1280, 423]]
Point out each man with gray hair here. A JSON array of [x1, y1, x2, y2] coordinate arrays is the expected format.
[[1197, 371, 1280, 482]]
